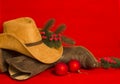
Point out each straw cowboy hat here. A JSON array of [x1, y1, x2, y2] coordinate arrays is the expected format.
[[0, 17, 63, 64]]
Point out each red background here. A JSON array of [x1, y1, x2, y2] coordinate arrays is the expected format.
[[0, 0, 120, 84]]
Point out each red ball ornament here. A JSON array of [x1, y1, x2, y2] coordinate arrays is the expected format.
[[68, 59, 81, 72], [54, 62, 68, 75]]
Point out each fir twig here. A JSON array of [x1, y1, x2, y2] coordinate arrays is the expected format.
[[54, 24, 66, 34], [43, 19, 55, 31], [40, 19, 76, 48], [100, 57, 120, 69], [61, 36, 75, 45], [100, 58, 110, 69], [111, 58, 120, 68]]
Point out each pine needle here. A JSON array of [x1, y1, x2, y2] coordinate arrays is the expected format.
[[61, 36, 75, 45], [43, 19, 55, 31], [54, 24, 66, 34]]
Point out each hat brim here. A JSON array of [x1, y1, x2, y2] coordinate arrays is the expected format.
[[0, 33, 63, 64]]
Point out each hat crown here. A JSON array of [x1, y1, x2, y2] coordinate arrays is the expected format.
[[3, 17, 41, 44]]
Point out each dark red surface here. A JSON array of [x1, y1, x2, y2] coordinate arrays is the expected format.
[[0, 68, 120, 84], [0, 0, 120, 83]]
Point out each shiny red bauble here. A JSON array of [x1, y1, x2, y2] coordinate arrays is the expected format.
[[54, 62, 68, 75], [68, 59, 80, 72]]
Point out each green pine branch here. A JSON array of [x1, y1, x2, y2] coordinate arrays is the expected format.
[[100, 57, 120, 69], [111, 58, 120, 68], [101, 62, 111, 69], [40, 19, 76, 48], [43, 19, 55, 31], [100, 58, 111, 69], [54, 24, 66, 34], [61, 36, 75, 45], [42, 38, 62, 49]]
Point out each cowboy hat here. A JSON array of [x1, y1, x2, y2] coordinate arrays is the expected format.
[[0, 17, 63, 64]]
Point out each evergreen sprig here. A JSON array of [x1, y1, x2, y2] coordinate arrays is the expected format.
[[111, 58, 120, 68], [99, 57, 120, 69], [42, 30, 62, 49], [43, 19, 55, 31], [100, 58, 111, 69], [40, 19, 76, 49], [54, 24, 66, 34], [61, 36, 75, 45]]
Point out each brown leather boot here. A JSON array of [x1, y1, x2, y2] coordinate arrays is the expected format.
[[0, 46, 98, 80]]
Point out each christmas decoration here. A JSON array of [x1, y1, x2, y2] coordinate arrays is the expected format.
[[54, 59, 81, 76], [0, 17, 99, 80], [54, 62, 68, 75], [98, 57, 120, 69], [68, 59, 81, 72], [40, 19, 75, 49]]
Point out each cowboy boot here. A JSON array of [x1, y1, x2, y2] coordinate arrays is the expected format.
[[0, 49, 53, 80], [0, 49, 7, 72], [0, 46, 98, 80], [60, 46, 99, 69]]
